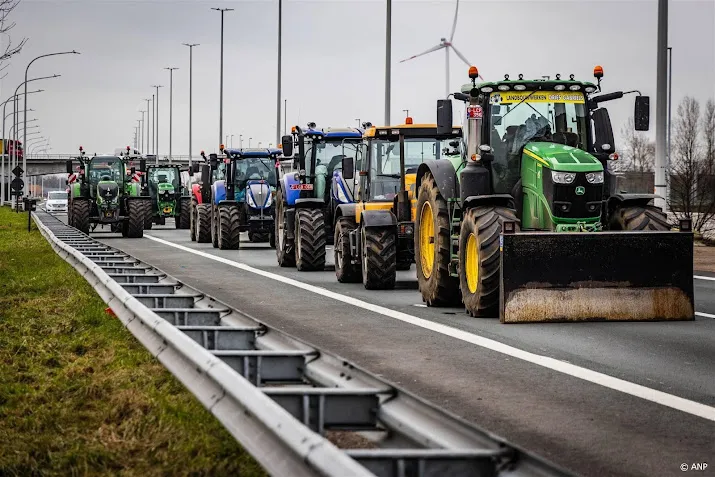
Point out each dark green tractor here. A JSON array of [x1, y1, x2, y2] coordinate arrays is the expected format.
[[66, 151, 150, 237], [142, 165, 191, 229], [413, 66, 694, 323]]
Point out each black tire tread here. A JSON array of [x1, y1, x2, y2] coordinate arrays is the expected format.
[[178, 197, 191, 229], [611, 204, 669, 231], [218, 205, 241, 250], [196, 204, 212, 243], [362, 227, 397, 290], [189, 199, 197, 241], [126, 199, 147, 238], [71, 199, 90, 235], [334, 217, 361, 283], [295, 208, 327, 271], [460, 206, 519, 317]]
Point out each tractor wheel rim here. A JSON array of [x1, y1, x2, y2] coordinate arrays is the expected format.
[[336, 228, 344, 269], [419, 201, 435, 279], [466, 232, 479, 294]]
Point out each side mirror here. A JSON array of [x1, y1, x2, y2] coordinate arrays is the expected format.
[[200, 164, 210, 186], [209, 154, 218, 169], [281, 135, 293, 156], [191, 163, 200, 174], [140, 159, 146, 172], [437, 99, 453, 135], [592, 108, 615, 153], [130, 167, 136, 175], [342, 156, 355, 180], [492, 104, 501, 115], [634, 96, 650, 131], [66, 160, 73, 174]]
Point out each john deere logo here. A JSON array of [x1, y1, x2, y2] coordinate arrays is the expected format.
[[575, 186, 585, 195]]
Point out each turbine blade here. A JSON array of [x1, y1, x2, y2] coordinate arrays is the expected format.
[[450, 0, 460, 42], [399, 44, 446, 63], [450, 44, 484, 80]]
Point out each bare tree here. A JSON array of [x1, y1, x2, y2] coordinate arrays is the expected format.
[[668, 96, 715, 233], [615, 116, 655, 173], [0, 0, 26, 65]]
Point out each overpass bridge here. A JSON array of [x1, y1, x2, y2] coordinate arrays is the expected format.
[[2, 154, 196, 177]]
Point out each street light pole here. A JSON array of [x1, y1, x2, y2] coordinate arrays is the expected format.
[[145, 98, 151, 154], [654, 0, 668, 210], [249, 137, 252, 148], [667, 46, 673, 213], [139, 110, 145, 153], [230, 134, 234, 148], [384, 0, 392, 125], [150, 94, 155, 155], [152, 85, 163, 164], [212, 7, 234, 149], [183, 43, 199, 169], [165, 67, 178, 163], [239, 134, 243, 148], [276, 0, 282, 146], [23, 50, 80, 196]]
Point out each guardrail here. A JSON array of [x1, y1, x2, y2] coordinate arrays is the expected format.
[[33, 210, 573, 477]]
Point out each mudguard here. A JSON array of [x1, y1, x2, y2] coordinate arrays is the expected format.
[[334, 203, 357, 224], [282, 174, 301, 206], [295, 198, 324, 209], [463, 194, 515, 211], [191, 183, 203, 204], [218, 200, 238, 208], [608, 193, 660, 209], [213, 180, 227, 205], [416, 160, 459, 200], [500, 230, 694, 323], [361, 209, 397, 228]]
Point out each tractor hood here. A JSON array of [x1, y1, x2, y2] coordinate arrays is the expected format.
[[523, 142, 603, 172], [97, 181, 119, 201]]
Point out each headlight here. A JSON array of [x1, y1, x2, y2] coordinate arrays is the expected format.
[[264, 192, 272, 207], [246, 191, 257, 208], [586, 171, 604, 184], [551, 171, 576, 184]]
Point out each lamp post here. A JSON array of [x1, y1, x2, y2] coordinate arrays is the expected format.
[[667, 46, 673, 213], [230, 134, 234, 148], [1, 96, 39, 205], [139, 110, 146, 153], [654, 0, 667, 209], [211, 7, 234, 149], [183, 43, 199, 168], [249, 137, 252, 148], [150, 94, 155, 155], [152, 85, 163, 164], [23, 50, 80, 196], [165, 67, 178, 163], [239, 134, 243, 148], [145, 98, 151, 154], [384, 0, 391, 125], [276, 0, 282, 146]]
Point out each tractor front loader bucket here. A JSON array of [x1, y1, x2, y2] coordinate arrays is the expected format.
[[499, 229, 694, 323]]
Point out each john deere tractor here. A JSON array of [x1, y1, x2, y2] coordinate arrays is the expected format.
[[142, 165, 191, 230], [204, 147, 281, 250], [66, 148, 150, 237], [413, 66, 694, 323], [331, 119, 463, 289], [275, 124, 364, 270]]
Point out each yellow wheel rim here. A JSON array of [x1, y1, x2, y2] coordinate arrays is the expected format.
[[419, 202, 435, 278], [466, 233, 479, 294]]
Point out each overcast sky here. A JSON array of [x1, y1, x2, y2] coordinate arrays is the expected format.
[[2, 0, 714, 157]]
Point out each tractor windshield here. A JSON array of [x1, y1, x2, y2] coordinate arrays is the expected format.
[[148, 167, 180, 198], [488, 90, 589, 193], [368, 137, 461, 200], [88, 158, 123, 186], [233, 157, 276, 190]]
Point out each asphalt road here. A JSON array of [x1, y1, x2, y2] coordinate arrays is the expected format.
[[74, 217, 715, 477]]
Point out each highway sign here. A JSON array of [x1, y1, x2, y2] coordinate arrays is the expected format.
[[12, 165, 23, 176]]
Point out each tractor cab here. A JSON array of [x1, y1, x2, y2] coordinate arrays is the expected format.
[[223, 148, 280, 208], [88, 156, 124, 199]]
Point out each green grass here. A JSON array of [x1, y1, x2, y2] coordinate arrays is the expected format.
[[0, 208, 267, 477]]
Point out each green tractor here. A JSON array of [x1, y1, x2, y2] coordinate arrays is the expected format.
[[66, 147, 150, 237], [414, 66, 694, 323], [142, 165, 191, 229]]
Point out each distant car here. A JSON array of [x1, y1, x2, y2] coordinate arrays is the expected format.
[[45, 191, 68, 213]]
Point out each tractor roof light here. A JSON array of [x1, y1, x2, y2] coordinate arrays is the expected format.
[[513, 84, 526, 91], [468, 66, 479, 79], [584, 86, 596, 93], [554, 84, 566, 91], [497, 84, 510, 91], [220, 144, 225, 151], [79, 146, 83, 151], [569, 85, 581, 91], [480, 86, 493, 93], [405, 117, 413, 124], [609, 152, 620, 161], [593, 65, 604, 79]]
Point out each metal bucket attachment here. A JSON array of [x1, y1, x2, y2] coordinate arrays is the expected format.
[[499, 230, 694, 323]]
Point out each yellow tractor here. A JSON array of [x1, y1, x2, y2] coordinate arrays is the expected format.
[[333, 118, 463, 289]]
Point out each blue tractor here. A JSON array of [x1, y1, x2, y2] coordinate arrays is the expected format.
[[275, 124, 364, 270], [206, 147, 281, 250]]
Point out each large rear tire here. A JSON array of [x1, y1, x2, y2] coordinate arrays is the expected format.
[[459, 206, 519, 318], [295, 208, 327, 271], [218, 205, 241, 250], [210, 206, 219, 248], [334, 217, 361, 283], [414, 172, 460, 306], [178, 197, 191, 229], [362, 226, 396, 290], [71, 199, 90, 235], [275, 189, 295, 267], [126, 200, 146, 238], [196, 204, 212, 243], [610, 204, 669, 231], [189, 199, 197, 241]]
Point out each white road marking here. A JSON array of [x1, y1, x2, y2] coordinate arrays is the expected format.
[[413, 304, 427, 308], [696, 312, 715, 319], [145, 234, 715, 423], [695, 275, 715, 281]]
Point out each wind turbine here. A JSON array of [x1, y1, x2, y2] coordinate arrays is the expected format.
[[399, 0, 481, 98]]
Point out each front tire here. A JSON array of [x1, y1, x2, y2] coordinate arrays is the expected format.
[[362, 226, 396, 290], [609, 204, 669, 231], [126, 200, 147, 238], [415, 172, 460, 306], [71, 199, 90, 235], [218, 205, 241, 250], [196, 204, 212, 243], [275, 189, 295, 267], [334, 217, 361, 283], [295, 208, 327, 271], [459, 206, 519, 317], [178, 197, 191, 229], [189, 199, 197, 241], [210, 206, 219, 248]]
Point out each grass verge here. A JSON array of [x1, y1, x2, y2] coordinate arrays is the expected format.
[[0, 208, 266, 477]]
